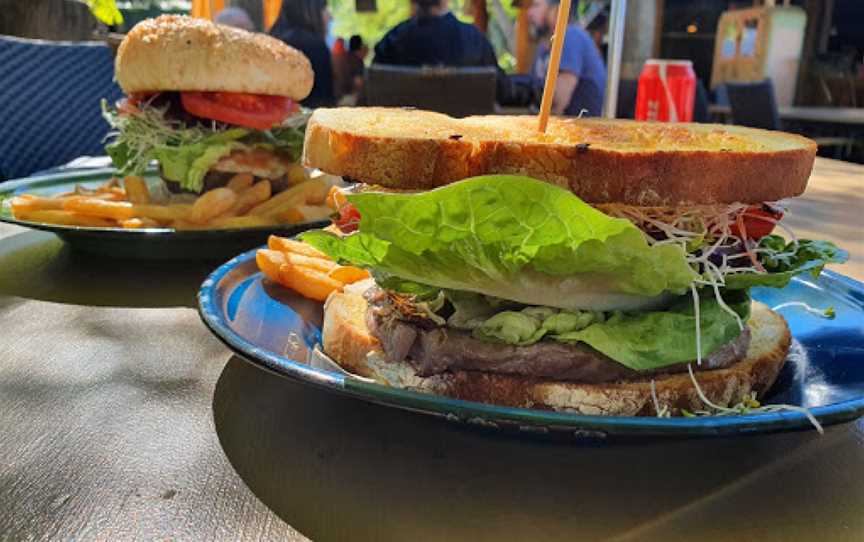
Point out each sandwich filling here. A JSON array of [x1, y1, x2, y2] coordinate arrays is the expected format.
[[302, 175, 845, 380], [102, 91, 308, 193]]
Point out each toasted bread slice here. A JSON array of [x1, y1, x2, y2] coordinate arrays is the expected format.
[[321, 291, 791, 416], [303, 107, 816, 206]]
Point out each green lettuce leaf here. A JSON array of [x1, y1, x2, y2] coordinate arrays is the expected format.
[[301, 176, 698, 311], [553, 290, 751, 371], [725, 235, 848, 289]]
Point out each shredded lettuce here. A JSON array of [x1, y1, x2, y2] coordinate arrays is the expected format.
[[302, 175, 698, 311]]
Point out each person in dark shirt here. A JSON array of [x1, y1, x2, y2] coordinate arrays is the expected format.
[[528, 0, 607, 116], [269, 0, 336, 108], [373, 0, 511, 104]]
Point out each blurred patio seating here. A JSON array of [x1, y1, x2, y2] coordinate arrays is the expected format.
[[725, 79, 782, 130], [727, 78, 856, 158], [363, 64, 497, 118], [0, 36, 122, 181]]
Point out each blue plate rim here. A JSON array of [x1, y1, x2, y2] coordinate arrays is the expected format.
[[198, 247, 864, 436]]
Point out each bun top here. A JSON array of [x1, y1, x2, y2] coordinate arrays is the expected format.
[[303, 107, 817, 206], [115, 15, 313, 100]]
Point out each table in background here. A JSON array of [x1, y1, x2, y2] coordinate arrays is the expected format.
[[708, 104, 864, 126], [0, 158, 862, 541]]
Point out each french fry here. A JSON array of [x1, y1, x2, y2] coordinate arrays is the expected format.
[[123, 175, 150, 204], [286, 163, 308, 185], [188, 187, 237, 224], [328, 265, 370, 284], [17, 209, 116, 227], [278, 262, 343, 302], [10, 195, 64, 214], [304, 180, 331, 205], [325, 185, 348, 210], [278, 208, 306, 224], [132, 203, 191, 223], [226, 173, 254, 193], [248, 179, 322, 217], [283, 252, 337, 273], [63, 198, 136, 221], [256, 249, 286, 282], [120, 217, 161, 229], [267, 236, 330, 259], [228, 180, 272, 216], [210, 215, 279, 229]]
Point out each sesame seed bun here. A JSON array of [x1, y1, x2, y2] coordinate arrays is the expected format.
[[115, 15, 313, 100]]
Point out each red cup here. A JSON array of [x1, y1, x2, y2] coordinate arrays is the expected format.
[[635, 59, 696, 122]]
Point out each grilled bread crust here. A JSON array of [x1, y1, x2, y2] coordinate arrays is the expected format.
[[321, 292, 791, 416], [303, 108, 816, 206]]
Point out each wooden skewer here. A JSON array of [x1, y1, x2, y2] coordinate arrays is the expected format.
[[537, 0, 573, 133]]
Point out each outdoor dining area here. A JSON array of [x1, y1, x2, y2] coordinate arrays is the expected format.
[[1, 0, 863, 540]]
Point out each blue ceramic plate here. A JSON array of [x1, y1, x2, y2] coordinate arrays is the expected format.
[[0, 168, 327, 260], [198, 248, 864, 437]]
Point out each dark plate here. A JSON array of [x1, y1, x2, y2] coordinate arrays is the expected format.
[[0, 168, 327, 260], [198, 248, 864, 438]]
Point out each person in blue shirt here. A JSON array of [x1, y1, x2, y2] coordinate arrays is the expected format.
[[373, 0, 512, 105], [528, 0, 607, 116]]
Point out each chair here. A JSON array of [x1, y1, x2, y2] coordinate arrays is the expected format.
[[725, 79, 781, 130], [615, 78, 638, 119], [0, 36, 123, 181], [363, 64, 497, 118]]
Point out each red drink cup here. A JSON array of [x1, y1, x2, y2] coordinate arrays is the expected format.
[[635, 59, 696, 122]]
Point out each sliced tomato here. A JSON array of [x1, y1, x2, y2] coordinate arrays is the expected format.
[[333, 202, 361, 234], [180, 91, 297, 130], [730, 205, 784, 240]]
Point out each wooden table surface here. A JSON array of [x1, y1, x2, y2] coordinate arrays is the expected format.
[[0, 158, 862, 541]]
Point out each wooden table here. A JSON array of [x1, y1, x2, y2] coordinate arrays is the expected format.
[[708, 104, 864, 126], [0, 158, 862, 540]]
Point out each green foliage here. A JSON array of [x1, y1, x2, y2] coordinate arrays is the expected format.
[[87, 0, 125, 25], [329, 0, 411, 48]]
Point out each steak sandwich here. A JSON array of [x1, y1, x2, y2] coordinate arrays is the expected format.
[[298, 108, 846, 416], [104, 15, 313, 193]]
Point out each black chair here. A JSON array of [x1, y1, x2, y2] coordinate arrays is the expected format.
[[0, 36, 123, 181], [725, 79, 781, 130], [615, 78, 638, 119], [693, 79, 710, 123], [364, 64, 497, 118]]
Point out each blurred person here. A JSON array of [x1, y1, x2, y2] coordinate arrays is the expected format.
[[343, 35, 368, 96], [528, 0, 606, 116], [214, 7, 255, 31], [333, 37, 348, 98], [373, 0, 512, 105], [270, 0, 336, 108]]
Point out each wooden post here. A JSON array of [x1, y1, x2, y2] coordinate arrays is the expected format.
[[472, 0, 489, 33], [515, 3, 532, 74]]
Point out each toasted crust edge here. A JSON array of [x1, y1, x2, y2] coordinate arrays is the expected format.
[[321, 291, 791, 416], [303, 108, 816, 206]]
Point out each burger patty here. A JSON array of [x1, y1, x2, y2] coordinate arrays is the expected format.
[[365, 288, 751, 384]]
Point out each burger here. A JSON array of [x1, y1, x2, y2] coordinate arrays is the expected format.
[[103, 15, 314, 194], [298, 108, 847, 417]]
